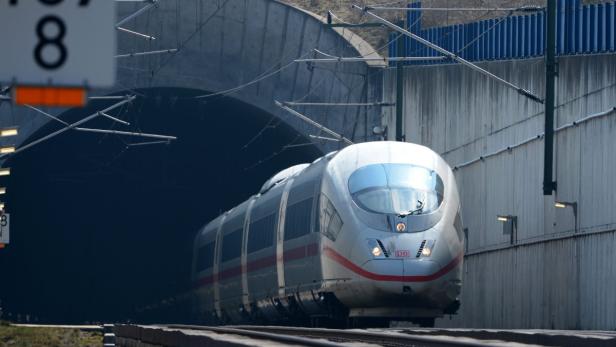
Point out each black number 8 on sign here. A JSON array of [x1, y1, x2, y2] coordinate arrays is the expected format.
[[1, 0, 114, 87], [8, 0, 92, 70], [34, 15, 67, 70]]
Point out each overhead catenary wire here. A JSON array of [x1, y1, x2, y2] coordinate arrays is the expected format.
[[6, 96, 136, 157], [275, 101, 353, 146], [353, 5, 544, 104], [241, 115, 279, 150], [126, 140, 171, 147], [452, 106, 616, 170], [314, 11, 423, 61], [115, 49, 177, 59], [116, 0, 158, 27], [193, 49, 314, 100], [24, 105, 69, 126], [401, 4, 518, 60], [365, 6, 543, 12], [243, 135, 303, 172], [153, 0, 231, 76]]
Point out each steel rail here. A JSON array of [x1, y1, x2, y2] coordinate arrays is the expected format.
[[163, 325, 343, 347], [167, 325, 495, 347], [236, 326, 497, 347]]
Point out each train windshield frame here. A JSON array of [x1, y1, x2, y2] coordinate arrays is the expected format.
[[348, 163, 444, 216]]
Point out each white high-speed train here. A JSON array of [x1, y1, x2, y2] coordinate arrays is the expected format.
[[191, 141, 464, 327]]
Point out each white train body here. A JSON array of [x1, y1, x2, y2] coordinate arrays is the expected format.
[[191, 141, 464, 326]]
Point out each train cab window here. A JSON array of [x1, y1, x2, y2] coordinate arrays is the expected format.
[[248, 214, 277, 253], [284, 198, 313, 240], [320, 195, 343, 241], [348, 164, 444, 215], [196, 241, 215, 271], [221, 229, 242, 262]]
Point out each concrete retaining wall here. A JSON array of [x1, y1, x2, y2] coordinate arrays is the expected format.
[[383, 54, 616, 329]]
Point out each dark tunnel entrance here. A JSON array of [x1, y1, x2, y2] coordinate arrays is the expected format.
[[0, 88, 322, 323]]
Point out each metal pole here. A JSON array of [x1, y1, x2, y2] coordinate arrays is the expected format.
[[10, 96, 136, 156], [294, 56, 446, 63], [117, 26, 156, 41], [544, 0, 557, 195], [115, 49, 177, 59], [274, 101, 354, 146], [74, 127, 176, 140], [395, 27, 405, 142], [354, 5, 544, 103], [282, 102, 394, 107]]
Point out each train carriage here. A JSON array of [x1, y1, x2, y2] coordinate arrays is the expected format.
[[191, 141, 464, 327]]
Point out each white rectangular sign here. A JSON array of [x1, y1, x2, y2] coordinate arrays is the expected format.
[[0, 0, 116, 87], [0, 213, 9, 244]]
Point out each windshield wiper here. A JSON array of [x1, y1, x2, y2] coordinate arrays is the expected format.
[[398, 200, 424, 218]]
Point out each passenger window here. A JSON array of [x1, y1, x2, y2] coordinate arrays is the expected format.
[[284, 198, 313, 241], [221, 229, 242, 262], [196, 241, 215, 271], [248, 214, 276, 253], [320, 195, 343, 241]]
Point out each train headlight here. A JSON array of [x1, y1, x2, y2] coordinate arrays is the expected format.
[[371, 246, 382, 257], [418, 239, 435, 258], [396, 222, 406, 232], [367, 239, 388, 258]]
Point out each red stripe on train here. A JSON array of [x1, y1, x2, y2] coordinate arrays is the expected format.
[[322, 246, 463, 282], [194, 244, 463, 288], [194, 243, 318, 288]]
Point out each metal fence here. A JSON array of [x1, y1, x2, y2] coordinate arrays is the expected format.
[[389, 0, 616, 65]]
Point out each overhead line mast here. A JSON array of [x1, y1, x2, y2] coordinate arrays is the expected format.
[[544, 0, 557, 195]]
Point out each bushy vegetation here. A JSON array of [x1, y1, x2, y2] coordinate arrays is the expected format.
[[0, 326, 101, 347]]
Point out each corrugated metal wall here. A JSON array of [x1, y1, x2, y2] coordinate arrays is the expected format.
[[382, 53, 616, 329], [389, 0, 616, 65]]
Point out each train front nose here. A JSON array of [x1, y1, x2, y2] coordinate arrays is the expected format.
[[362, 257, 441, 294], [361, 238, 462, 303]]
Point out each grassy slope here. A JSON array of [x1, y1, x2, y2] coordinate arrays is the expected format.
[[0, 325, 101, 347]]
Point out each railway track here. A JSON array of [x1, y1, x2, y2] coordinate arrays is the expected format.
[[166, 324, 506, 347]]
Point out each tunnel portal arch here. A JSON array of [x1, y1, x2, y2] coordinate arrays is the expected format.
[[0, 0, 383, 156], [0, 86, 325, 323], [0, 0, 384, 323]]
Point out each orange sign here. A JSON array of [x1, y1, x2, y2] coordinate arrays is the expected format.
[[14, 86, 86, 107]]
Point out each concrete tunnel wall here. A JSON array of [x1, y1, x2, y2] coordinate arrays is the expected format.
[[383, 54, 616, 330], [0, 0, 385, 156], [0, 0, 387, 322]]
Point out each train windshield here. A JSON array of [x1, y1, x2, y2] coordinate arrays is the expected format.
[[348, 164, 444, 215]]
